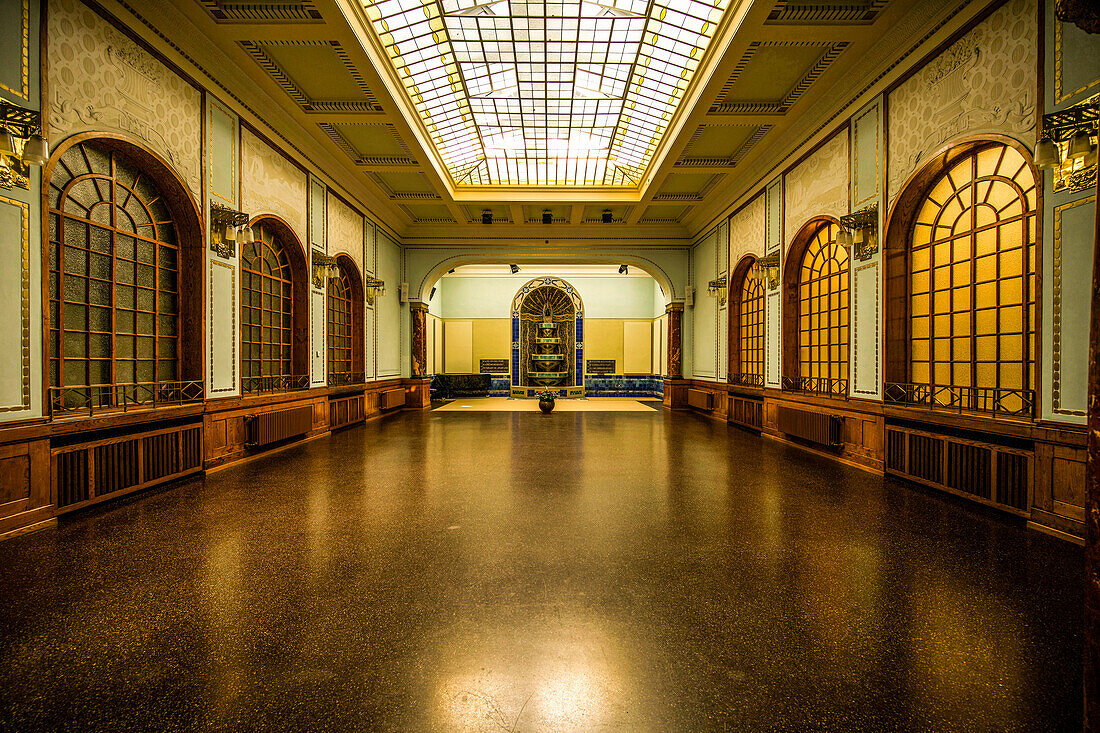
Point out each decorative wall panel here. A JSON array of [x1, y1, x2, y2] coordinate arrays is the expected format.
[[206, 98, 238, 207], [376, 231, 402, 377], [0, 0, 30, 101], [851, 100, 881, 209], [1050, 195, 1095, 419], [208, 260, 236, 394], [784, 130, 849, 244], [729, 193, 765, 264], [327, 191, 364, 274], [310, 177, 326, 250], [311, 289, 325, 386], [692, 229, 718, 379], [887, 0, 1037, 204], [765, 289, 781, 388], [48, 0, 202, 199], [852, 262, 880, 396], [240, 127, 307, 241], [0, 196, 30, 413]]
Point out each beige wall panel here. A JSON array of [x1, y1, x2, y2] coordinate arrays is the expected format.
[[623, 321, 653, 374], [444, 320, 473, 373], [472, 319, 511, 372], [586, 319, 625, 373]]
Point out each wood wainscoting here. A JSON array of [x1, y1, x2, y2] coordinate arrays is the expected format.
[[762, 390, 885, 471], [728, 387, 764, 432], [0, 379, 415, 539]]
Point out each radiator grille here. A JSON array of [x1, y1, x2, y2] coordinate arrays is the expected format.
[[54, 425, 203, 509], [381, 388, 405, 410], [885, 425, 1031, 514], [246, 406, 314, 447], [687, 388, 714, 410], [776, 405, 842, 447]]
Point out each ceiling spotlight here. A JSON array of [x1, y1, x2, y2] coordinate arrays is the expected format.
[[618, 264, 628, 275], [602, 209, 613, 223], [447, 268, 456, 274], [429, 286, 437, 300], [542, 210, 552, 225], [510, 264, 520, 274], [482, 209, 492, 224]]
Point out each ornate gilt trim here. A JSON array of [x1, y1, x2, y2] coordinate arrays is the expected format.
[[0, 194, 31, 412], [1051, 194, 1094, 416], [851, 260, 880, 396]]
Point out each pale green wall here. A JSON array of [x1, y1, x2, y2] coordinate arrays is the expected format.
[[691, 229, 718, 379], [435, 274, 660, 319], [377, 231, 403, 378]]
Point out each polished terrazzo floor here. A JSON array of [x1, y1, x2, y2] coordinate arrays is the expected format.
[[0, 410, 1084, 731]]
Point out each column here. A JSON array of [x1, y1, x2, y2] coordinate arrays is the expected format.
[[663, 302, 687, 408], [410, 301, 428, 377], [1086, 181, 1099, 733]]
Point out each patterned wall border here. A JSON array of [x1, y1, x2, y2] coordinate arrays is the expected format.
[[1054, 18, 1100, 105], [851, 260, 880, 396], [206, 97, 238, 206], [0, 0, 29, 101], [710, 41, 849, 114], [208, 259, 237, 394], [237, 40, 382, 112], [1051, 194, 1094, 416], [0, 195, 31, 412]]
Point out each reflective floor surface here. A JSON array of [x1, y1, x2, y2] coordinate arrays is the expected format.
[[0, 410, 1084, 731]]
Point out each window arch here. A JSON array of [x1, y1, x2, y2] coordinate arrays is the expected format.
[[782, 219, 849, 394], [46, 137, 203, 413], [728, 255, 763, 385], [885, 141, 1036, 416], [327, 255, 364, 385], [240, 217, 308, 392]]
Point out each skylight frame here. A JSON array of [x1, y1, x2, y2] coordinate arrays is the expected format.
[[359, 0, 735, 188]]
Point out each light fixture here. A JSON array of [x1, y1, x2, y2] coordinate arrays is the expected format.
[[839, 203, 878, 261], [364, 275, 386, 305], [311, 250, 339, 288], [618, 264, 628, 275], [510, 264, 520, 274], [210, 202, 249, 258], [1034, 137, 1060, 169], [542, 210, 552, 225], [602, 209, 613, 223], [482, 209, 492, 224], [0, 101, 47, 191], [429, 286, 437, 300], [1038, 96, 1097, 193], [752, 253, 781, 290]]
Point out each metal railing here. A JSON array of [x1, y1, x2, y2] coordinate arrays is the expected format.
[[327, 371, 365, 387], [241, 374, 310, 395], [49, 380, 204, 417], [728, 372, 765, 387], [781, 376, 849, 397], [883, 382, 1035, 418]]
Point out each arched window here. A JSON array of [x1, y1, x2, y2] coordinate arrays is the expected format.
[[889, 142, 1036, 416], [240, 218, 307, 392], [783, 219, 849, 394], [728, 256, 763, 385], [327, 255, 364, 385], [47, 139, 202, 413]]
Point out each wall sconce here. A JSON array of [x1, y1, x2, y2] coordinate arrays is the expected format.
[[839, 203, 878, 261], [707, 277, 727, 306], [0, 101, 49, 191], [753, 253, 780, 290], [364, 274, 385, 306], [1036, 95, 1097, 193], [210, 202, 250, 258], [311, 250, 338, 289]]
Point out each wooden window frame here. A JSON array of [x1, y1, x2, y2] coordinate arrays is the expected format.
[[728, 255, 764, 385], [326, 254, 364, 384]]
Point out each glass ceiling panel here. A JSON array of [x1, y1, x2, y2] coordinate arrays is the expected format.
[[361, 0, 732, 186]]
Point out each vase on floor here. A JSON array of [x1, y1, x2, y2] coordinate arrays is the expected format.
[[539, 396, 555, 413]]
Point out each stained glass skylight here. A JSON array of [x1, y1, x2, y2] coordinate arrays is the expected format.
[[361, 0, 732, 186]]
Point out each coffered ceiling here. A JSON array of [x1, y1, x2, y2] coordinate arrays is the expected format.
[[161, 0, 952, 238]]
